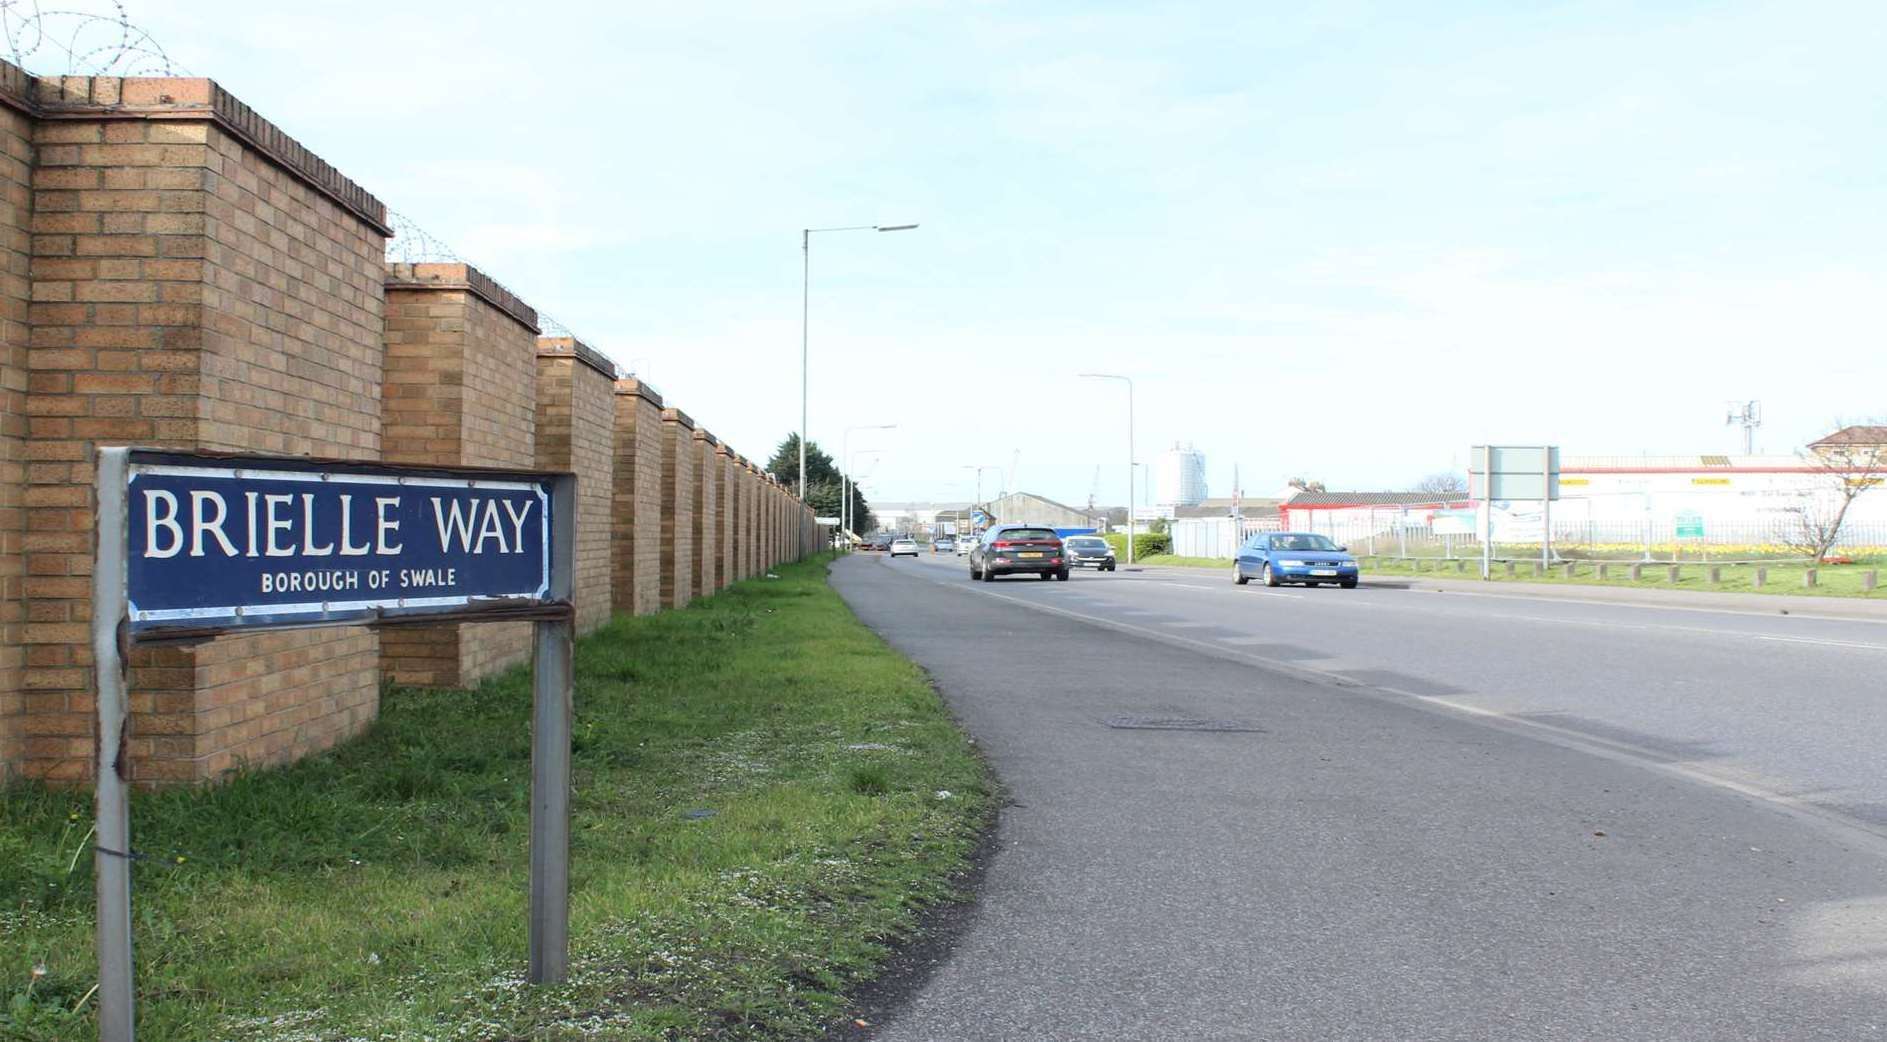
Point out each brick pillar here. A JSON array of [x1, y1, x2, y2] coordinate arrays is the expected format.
[[378, 262, 537, 687], [611, 378, 663, 616], [0, 77, 28, 779], [715, 444, 736, 589], [19, 73, 389, 783], [659, 407, 695, 608], [535, 336, 616, 635], [690, 428, 718, 597]]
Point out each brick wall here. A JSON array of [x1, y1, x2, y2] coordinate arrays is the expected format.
[[16, 73, 390, 783], [535, 337, 616, 635], [690, 429, 718, 596], [659, 407, 695, 608], [0, 82, 29, 778], [378, 262, 537, 688], [611, 379, 663, 616]]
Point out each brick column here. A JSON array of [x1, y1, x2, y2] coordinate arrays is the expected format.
[[535, 336, 616, 635], [0, 75, 29, 779], [690, 428, 718, 597], [715, 444, 736, 589], [659, 407, 695, 608], [378, 262, 537, 688], [18, 73, 389, 783], [610, 378, 663, 616]]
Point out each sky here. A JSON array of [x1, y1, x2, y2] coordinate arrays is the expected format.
[[76, 1, 1887, 506]]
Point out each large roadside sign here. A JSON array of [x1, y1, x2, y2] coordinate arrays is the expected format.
[[92, 449, 577, 1042], [124, 452, 557, 637]]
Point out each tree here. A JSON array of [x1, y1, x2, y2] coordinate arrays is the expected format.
[[1411, 472, 1467, 495], [767, 433, 875, 533], [1776, 422, 1887, 561]]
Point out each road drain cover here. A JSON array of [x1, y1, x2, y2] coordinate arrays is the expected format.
[[1105, 715, 1265, 733]]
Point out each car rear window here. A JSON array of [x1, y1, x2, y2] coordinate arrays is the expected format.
[[998, 528, 1057, 541]]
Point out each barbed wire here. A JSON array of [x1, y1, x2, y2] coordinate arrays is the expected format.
[[1, 0, 183, 76], [383, 210, 461, 265]]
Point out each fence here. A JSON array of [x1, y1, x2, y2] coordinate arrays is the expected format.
[[1169, 515, 1281, 559], [1298, 506, 1887, 562]]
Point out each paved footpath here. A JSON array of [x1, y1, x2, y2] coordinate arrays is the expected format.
[[831, 554, 1887, 1042]]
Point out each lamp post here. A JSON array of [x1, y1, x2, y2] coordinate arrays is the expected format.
[[962, 464, 999, 508], [800, 222, 919, 501], [842, 424, 897, 539], [844, 450, 885, 539], [1079, 373, 1137, 564]]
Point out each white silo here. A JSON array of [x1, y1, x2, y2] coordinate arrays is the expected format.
[[1155, 443, 1207, 508]]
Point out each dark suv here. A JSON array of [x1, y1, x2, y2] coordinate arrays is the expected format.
[[1062, 534, 1116, 571], [970, 524, 1068, 582]]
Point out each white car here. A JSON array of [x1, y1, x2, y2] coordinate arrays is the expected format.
[[956, 537, 973, 555], [889, 538, 920, 558]]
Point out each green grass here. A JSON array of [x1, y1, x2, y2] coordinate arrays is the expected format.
[[1134, 554, 1234, 569], [1359, 556, 1887, 598], [0, 555, 991, 1041]]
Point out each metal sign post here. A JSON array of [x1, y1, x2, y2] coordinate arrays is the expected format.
[[91, 449, 577, 1041], [1470, 445, 1559, 581]]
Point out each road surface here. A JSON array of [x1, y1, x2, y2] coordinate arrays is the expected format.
[[831, 552, 1887, 1041]]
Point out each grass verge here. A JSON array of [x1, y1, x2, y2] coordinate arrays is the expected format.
[[1133, 554, 1233, 569], [1, 554, 991, 1041], [1359, 556, 1887, 598]]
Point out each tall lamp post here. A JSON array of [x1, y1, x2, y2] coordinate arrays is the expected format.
[[842, 423, 897, 539], [800, 222, 919, 500], [1079, 373, 1136, 564]]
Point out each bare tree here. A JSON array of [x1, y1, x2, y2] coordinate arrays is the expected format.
[[1775, 422, 1887, 561], [1411, 472, 1468, 496]]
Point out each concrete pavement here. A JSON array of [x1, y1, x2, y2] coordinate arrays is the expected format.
[[831, 552, 1887, 1041]]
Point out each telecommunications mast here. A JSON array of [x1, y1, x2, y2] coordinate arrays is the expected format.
[[1724, 400, 1761, 454]]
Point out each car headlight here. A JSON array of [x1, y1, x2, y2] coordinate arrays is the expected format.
[[1278, 559, 1307, 566], [1340, 559, 1358, 568]]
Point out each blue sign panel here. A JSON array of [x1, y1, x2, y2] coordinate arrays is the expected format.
[[121, 453, 557, 635]]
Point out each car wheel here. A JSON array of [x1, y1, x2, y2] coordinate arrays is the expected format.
[[1263, 563, 1281, 587], [1341, 579, 1358, 589], [1038, 572, 1051, 581], [1106, 563, 1115, 572], [969, 562, 981, 580], [982, 565, 997, 582], [1055, 569, 1069, 581], [1234, 564, 1249, 586]]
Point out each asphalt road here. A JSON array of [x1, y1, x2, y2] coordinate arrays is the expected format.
[[831, 552, 1887, 1041]]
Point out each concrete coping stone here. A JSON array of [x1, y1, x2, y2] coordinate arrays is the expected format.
[[692, 428, 719, 446], [614, 377, 663, 407], [660, 407, 696, 430], [535, 336, 619, 380], [384, 261, 539, 335], [14, 62, 391, 235]]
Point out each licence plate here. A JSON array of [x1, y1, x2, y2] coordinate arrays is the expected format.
[[1019, 551, 1044, 558], [1310, 568, 1338, 576]]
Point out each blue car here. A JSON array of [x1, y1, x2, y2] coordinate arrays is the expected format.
[[1234, 532, 1360, 588]]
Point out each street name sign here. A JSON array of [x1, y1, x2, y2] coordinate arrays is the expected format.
[[92, 449, 576, 1042], [124, 452, 556, 637]]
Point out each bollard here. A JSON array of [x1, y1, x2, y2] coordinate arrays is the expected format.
[[1804, 568, 1817, 589], [1455, 559, 1466, 573], [1532, 561, 1545, 577], [1561, 562, 1577, 578], [1629, 563, 1643, 581], [1666, 565, 1680, 584], [1707, 565, 1721, 584], [1753, 566, 1767, 588], [1597, 563, 1610, 580], [1504, 561, 1515, 576], [1865, 570, 1879, 592]]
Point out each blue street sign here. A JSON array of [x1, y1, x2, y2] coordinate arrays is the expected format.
[[119, 451, 559, 635]]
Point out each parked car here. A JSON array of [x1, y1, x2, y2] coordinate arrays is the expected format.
[[1062, 534, 1116, 571], [970, 524, 1068, 581], [890, 537, 919, 558], [1234, 532, 1359, 588], [934, 537, 957, 554]]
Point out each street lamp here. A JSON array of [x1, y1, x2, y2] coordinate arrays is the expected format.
[[1078, 373, 1136, 564], [962, 465, 1000, 507], [842, 424, 897, 538], [800, 222, 919, 500]]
